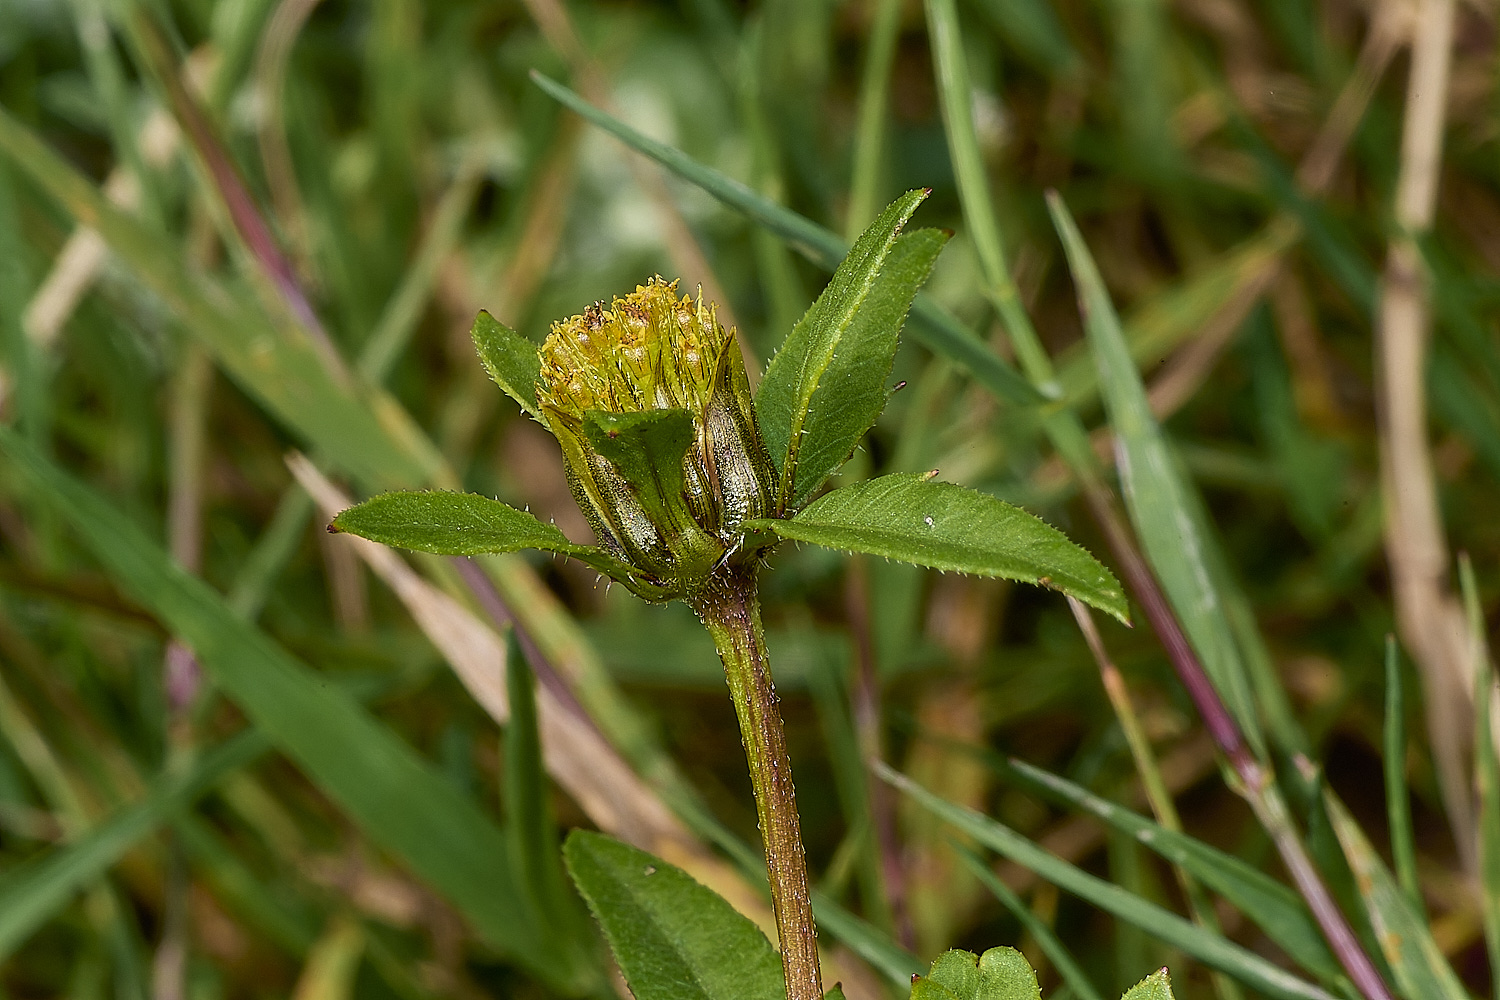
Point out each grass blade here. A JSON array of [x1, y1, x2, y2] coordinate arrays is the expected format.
[[1047, 192, 1263, 753], [1322, 793, 1467, 1000], [0, 429, 589, 992], [0, 732, 266, 959], [528, 71, 1041, 407], [0, 105, 442, 491], [953, 846, 1105, 1000], [1382, 637, 1422, 914], [998, 758, 1345, 987], [1460, 556, 1500, 999], [878, 763, 1337, 1000]]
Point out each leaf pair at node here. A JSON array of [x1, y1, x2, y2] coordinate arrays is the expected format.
[[332, 190, 1128, 623]]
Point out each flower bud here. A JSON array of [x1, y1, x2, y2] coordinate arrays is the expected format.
[[536, 277, 776, 598]]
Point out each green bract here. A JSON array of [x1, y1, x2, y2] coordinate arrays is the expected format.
[[331, 191, 1129, 624]]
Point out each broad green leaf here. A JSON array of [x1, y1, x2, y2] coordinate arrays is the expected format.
[[978, 948, 1043, 1000], [563, 831, 785, 1000], [1322, 793, 1467, 1000], [998, 758, 1343, 986], [928, 951, 982, 1000], [786, 228, 949, 507], [473, 310, 543, 419], [878, 763, 1336, 1000], [0, 732, 266, 959], [584, 408, 695, 529], [1048, 193, 1261, 748], [757, 190, 930, 506], [528, 72, 1041, 408], [0, 431, 590, 993], [747, 474, 1128, 624], [912, 981, 962, 1000], [954, 849, 1104, 1000], [331, 490, 636, 582], [923, 947, 1045, 1000], [1122, 970, 1175, 1000]]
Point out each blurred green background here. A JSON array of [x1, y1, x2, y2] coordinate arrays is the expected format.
[[0, 0, 1497, 998]]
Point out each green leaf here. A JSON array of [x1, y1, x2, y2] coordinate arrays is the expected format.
[[911, 947, 1044, 1000], [791, 227, 949, 505], [978, 947, 1043, 1000], [1122, 970, 1175, 1000], [1047, 192, 1262, 748], [472, 311, 543, 419], [877, 763, 1336, 1000], [0, 431, 590, 993], [330, 490, 637, 582], [997, 758, 1344, 986], [563, 830, 785, 1000], [0, 732, 266, 959], [757, 190, 931, 506], [911, 981, 963, 1000], [953, 849, 1104, 1000], [528, 72, 1041, 408], [583, 408, 695, 528], [1322, 792, 1467, 1000], [928, 951, 982, 1000], [747, 474, 1128, 624]]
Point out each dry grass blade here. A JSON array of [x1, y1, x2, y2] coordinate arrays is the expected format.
[[285, 459, 778, 923], [1371, 0, 1482, 873]]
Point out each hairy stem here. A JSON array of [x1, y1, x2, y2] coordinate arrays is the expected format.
[[692, 566, 821, 1000]]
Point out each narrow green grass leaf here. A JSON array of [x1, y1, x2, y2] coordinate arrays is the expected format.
[[472, 311, 542, 419], [954, 848, 1104, 1000], [528, 72, 1040, 407], [1047, 192, 1262, 751], [810, 888, 925, 986], [1321, 793, 1467, 1000], [756, 190, 930, 504], [504, 632, 585, 950], [563, 831, 785, 1000], [1382, 637, 1422, 913], [330, 490, 634, 582], [966, 0, 1078, 74], [878, 763, 1336, 1000], [766, 225, 948, 507], [175, 813, 319, 956], [1460, 557, 1500, 999], [0, 431, 575, 986], [0, 732, 266, 959], [0, 106, 439, 491], [748, 474, 1127, 623], [998, 758, 1344, 986]]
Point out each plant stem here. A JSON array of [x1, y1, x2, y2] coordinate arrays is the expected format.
[[692, 565, 822, 1000]]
